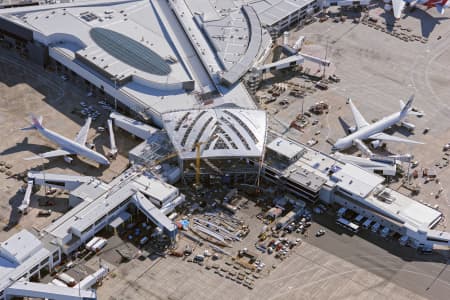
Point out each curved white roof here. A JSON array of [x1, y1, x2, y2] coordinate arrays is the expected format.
[[162, 108, 267, 159], [4, 0, 190, 87]]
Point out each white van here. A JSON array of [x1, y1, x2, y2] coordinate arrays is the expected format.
[[362, 219, 372, 229]]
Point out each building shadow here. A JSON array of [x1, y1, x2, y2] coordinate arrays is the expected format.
[[309, 210, 448, 265], [28, 194, 69, 215], [0, 47, 105, 129]]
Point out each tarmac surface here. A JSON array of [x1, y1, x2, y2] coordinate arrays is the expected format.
[[97, 202, 450, 300]]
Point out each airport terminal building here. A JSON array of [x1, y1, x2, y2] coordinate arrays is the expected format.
[[0, 0, 449, 298], [0, 0, 447, 250], [262, 134, 445, 249], [0, 0, 340, 127]]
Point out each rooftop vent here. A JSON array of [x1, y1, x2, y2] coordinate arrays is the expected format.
[[376, 190, 396, 204]]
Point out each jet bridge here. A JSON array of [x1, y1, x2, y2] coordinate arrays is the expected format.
[[132, 192, 177, 240], [18, 179, 34, 213], [17, 172, 100, 213], [256, 54, 330, 74], [107, 118, 118, 157], [109, 111, 158, 140], [5, 281, 96, 300], [27, 171, 97, 191], [334, 152, 397, 176]]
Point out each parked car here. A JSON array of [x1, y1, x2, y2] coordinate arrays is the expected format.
[[315, 229, 326, 237]]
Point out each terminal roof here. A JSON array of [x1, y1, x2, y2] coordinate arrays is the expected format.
[[0, 230, 50, 290], [248, 0, 315, 26], [267, 137, 305, 160], [0, 230, 43, 265], [331, 163, 384, 198], [365, 187, 442, 229], [163, 108, 267, 160]]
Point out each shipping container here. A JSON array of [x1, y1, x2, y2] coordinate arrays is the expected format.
[[86, 237, 101, 251], [91, 238, 107, 252]]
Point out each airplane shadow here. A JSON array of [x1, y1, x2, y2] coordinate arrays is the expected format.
[[385, 124, 421, 138], [27, 156, 109, 178], [378, 6, 448, 38], [403, 7, 449, 38], [0, 137, 54, 157], [4, 190, 23, 232], [378, 11, 399, 33]]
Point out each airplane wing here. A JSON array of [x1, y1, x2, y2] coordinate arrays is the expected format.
[[392, 0, 406, 19], [348, 99, 369, 129], [74, 117, 92, 146], [334, 153, 396, 173], [368, 132, 424, 144], [24, 149, 72, 160]]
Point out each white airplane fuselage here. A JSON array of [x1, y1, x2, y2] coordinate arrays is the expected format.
[[37, 127, 110, 165], [333, 111, 404, 150]]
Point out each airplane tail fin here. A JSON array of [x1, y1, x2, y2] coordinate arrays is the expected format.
[[21, 115, 43, 131], [400, 95, 414, 117]]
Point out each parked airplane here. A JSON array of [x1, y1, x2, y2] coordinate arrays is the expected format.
[[21, 115, 110, 166], [332, 95, 423, 151], [391, 0, 449, 19]]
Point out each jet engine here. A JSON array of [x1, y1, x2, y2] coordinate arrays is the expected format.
[[371, 140, 382, 149], [348, 126, 356, 134]]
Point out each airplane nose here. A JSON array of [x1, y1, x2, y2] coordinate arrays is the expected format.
[[99, 156, 110, 166], [332, 141, 341, 150]]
